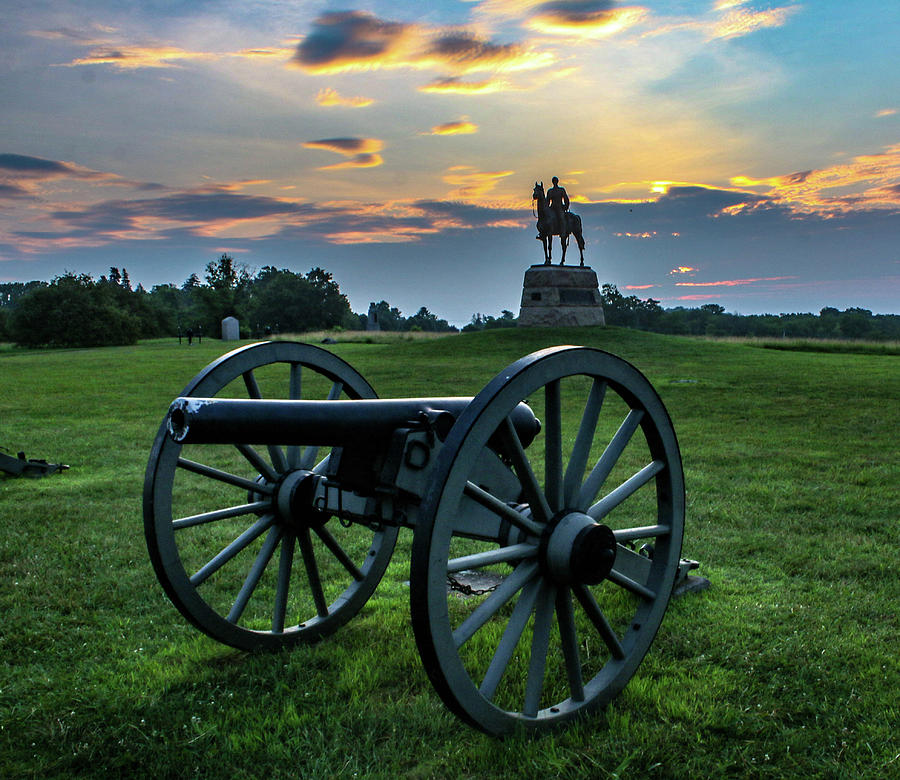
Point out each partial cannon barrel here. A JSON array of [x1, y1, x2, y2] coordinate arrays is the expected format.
[[166, 396, 541, 450]]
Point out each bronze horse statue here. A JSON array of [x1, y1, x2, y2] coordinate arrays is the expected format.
[[533, 181, 585, 266]]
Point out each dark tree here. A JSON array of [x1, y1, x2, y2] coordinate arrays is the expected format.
[[9, 273, 141, 347]]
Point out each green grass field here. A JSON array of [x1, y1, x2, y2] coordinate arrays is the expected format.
[[1, 328, 897, 778]]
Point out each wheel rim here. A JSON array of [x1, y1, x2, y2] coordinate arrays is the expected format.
[[410, 346, 684, 735], [144, 341, 398, 651]]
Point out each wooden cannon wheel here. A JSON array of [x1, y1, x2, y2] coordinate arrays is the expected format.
[[144, 341, 398, 651], [410, 346, 685, 735]]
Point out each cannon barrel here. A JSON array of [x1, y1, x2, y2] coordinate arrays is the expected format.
[[167, 396, 541, 450]]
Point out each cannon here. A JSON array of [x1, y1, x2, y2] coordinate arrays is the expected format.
[[144, 341, 685, 736]]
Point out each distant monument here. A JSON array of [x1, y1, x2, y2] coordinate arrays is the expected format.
[[518, 177, 604, 327], [366, 302, 380, 331], [221, 316, 239, 340]]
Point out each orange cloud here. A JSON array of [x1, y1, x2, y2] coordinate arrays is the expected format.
[[675, 276, 795, 287], [292, 10, 554, 78], [323, 226, 438, 244], [40, 25, 296, 70], [315, 87, 374, 108], [425, 119, 479, 135], [419, 76, 510, 94], [875, 108, 897, 118], [526, 4, 648, 39], [63, 44, 217, 69], [625, 284, 657, 290], [669, 266, 698, 275], [729, 143, 900, 215], [302, 138, 384, 170], [443, 166, 515, 199]]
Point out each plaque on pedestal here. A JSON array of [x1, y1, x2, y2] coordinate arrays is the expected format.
[[517, 265, 605, 327]]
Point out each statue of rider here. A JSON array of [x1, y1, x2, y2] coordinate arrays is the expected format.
[[546, 176, 570, 239]]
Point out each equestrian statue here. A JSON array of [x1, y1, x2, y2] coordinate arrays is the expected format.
[[533, 177, 585, 266]]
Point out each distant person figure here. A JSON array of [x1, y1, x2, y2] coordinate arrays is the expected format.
[[546, 176, 570, 240], [186, 327, 194, 346]]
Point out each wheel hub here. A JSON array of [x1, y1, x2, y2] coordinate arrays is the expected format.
[[275, 470, 329, 531], [542, 511, 617, 585]]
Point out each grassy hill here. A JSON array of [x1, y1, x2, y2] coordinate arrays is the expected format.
[[1, 328, 897, 778]]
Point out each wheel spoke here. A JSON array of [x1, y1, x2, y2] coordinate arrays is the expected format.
[[479, 579, 540, 701], [463, 481, 542, 537], [243, 369, 288, 473], [177, 457, 274, 495], [524, 581, 556, 717], [287, 363, 302, 469], [576, 409, 644, 510], [313, 525, 364, 581], [190, 514, 276, 586], [172, 500, 271, 530], [556, 587, 584, 702], [544, 380, 563, 512], [613, 524, 671, 543], [297, 527, 328, 618], [447, 542, 536, 574], [563, 380, 606, 506], [227, 526, 283, 623], [272, 531, 295, 633], [453, 561, 539, 648], [300, 380, 344, 470], [235, 443, 277, 482], [607, 569, 656, 601], [498, 417, 552, 524], [572, 584, 626, 660], [587, 460, 665, 521]]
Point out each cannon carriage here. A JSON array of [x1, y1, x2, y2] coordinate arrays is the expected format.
[[144, 341, 685, 736]]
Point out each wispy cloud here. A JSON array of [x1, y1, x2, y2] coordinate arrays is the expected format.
[[0, 153, 112, 181], [675, 276, 795, 287], [423, 119, 479, 136], [418, 76, 510, 94], [875, 108, 897, 118], [709, 3, 800, 40], [315, 87, 374, 108], [301, 138, 385, 170], [442, 166, 515, 199], [63, 44, 216, 69], [35, 25, 295, 70], [639, 1, 799, 41], [728, 143, 900, 215]]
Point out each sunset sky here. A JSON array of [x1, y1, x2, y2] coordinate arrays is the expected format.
[[2, 0, 897, 324]]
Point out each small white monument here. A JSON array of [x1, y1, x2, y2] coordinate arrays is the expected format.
[[221, 316, 240, 341]]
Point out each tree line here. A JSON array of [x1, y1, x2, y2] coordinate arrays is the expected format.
[[598, 285, 900, 341], [0, 255, 455, 348], [1, 258, 896, 347]]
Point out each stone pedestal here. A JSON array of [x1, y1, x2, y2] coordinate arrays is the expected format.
[[517, 265, 605, 327]]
